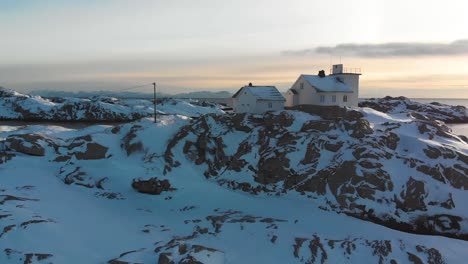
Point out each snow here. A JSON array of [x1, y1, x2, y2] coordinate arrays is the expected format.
[[0, 88, 224, 121], [301, 74, 353, 93], [1, 96, 468, 263], [236, 86, 285, 101]]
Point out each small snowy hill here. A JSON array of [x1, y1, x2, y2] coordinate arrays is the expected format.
[[360, 96, 468, 123], [1, 105, 467, 263], [0, 87, 224, 121]]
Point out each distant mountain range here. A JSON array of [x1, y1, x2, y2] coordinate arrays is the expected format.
[[29, 89, 233, 99]]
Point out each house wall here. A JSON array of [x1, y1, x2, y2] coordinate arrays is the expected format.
[[316, 92, 353, 107], [332, 74, 359, 107], [254, 100, 284, 114], [287, 76, 320, 106], [285, 90, 298, 107], [286, 75, 356, 107], [233, 88, 284, 114], [233, 88, 257, 113]]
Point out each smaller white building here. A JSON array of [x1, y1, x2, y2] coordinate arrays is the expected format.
[[232, 83, 285, 114]]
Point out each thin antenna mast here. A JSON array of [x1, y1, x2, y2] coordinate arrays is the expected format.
[[153, 82, 157, 123]]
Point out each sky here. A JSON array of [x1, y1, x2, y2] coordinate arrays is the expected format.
[[1, 0, 468, 98]]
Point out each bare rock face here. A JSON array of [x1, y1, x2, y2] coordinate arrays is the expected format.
[[163, 111, 468, 241], [3, 248, 54, 264], [292, 234, 445, 264], [396, 177, 427, 212], [0, 151, 16, 164], [122, 125, 144, 156], [75, 143, 108, 160], [4, 134, 54, 156], [132, 178, 175, 195], [53, 135, 108, 162], [154, 235, 224, 264], [156, 244, 223, 264], [57, 166, 108, 190]]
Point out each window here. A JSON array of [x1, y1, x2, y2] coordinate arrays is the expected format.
[[320, 95, 325, 103], [268, 102, 273, 108], [343, 95, 348, 102], [300, 82, 304, 89], [332, 95, 336, 103]]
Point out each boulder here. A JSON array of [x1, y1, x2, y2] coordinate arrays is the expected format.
[[132, 178, 175, 195], [5, 134, 50, 156]]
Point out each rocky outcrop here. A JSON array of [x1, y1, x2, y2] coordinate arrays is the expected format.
[[0, 87, 151, 121], [122, 125, 144, 155], [156, 243, 224, 264], [132, 178, 175, 195], [163, 111, 468, 241], [53, 135, 108, 162], [292, 234, 445, 264], [4, 134, 54, 156], [0, 87, 224, 122], [3, 248, 54, 264], [360, 96, 468, 123]]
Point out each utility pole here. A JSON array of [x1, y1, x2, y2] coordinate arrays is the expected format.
[[153, 82, 157, 123]]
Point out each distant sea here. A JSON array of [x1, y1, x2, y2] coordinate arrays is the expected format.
[[411, 98, 468, 108], [410, 98, 468, 136]]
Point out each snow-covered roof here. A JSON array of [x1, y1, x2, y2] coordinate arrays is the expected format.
[[233, 85, 286, 101], [301, 75, 353, 93]]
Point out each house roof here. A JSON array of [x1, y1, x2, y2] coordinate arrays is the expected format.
[[232, 85, 286, 101], [301, 74, 353, 93]]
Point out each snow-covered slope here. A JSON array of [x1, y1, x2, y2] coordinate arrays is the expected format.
[[0, 87, 224, 121], [1, 106, 467, 263], [360, 96, 468, 123]]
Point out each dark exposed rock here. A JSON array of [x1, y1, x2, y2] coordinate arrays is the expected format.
[[154, 234, 223, 264], [132, 178, 175, 195], [122, 125, 144, 156], [443, 166, 468, 190], [384, 132, 399, 150], [345, 119, 374, 138], [2, 248, 54, 264], [301, 120, 335, 132], [75, 143, 108, 160], [5, 134, 52, 156], [344, 110, 364, 121], [293, 234, 445, 264], [0, 152, 15, 164], [397, 177, 427, 212], [158, 253, 175, 264]]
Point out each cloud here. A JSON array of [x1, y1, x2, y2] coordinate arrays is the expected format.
[[283, 39, 468, 57]]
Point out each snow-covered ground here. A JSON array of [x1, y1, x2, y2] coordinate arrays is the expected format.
[[360, 96, 468, 124], [1, 102, 467, 263], [0, 87, 224, 121]]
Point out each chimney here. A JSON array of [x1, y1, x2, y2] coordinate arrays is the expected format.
[[248, 82, 253, 87], [318, 70, 326, 78]]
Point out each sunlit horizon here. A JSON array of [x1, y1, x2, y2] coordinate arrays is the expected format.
[[1, 0, 467, 98]]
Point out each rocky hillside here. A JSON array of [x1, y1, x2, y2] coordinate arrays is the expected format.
[[0, 87, 223, 121], [1, 105, 467, 263], [359, 96, 468, 123]]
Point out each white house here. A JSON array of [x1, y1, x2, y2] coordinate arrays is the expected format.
[[232, 83, 285, 114], [285, 64, 361, 107]]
